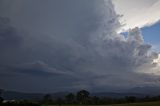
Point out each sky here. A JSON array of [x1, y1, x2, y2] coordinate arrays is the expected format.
[[112, 0, 160, 51], [112, 0, 160, 31], [0, 0, 160, 93], [142, 22, 160, 51]]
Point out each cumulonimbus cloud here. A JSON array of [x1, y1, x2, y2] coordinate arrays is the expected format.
[[0, 0, 160, 92]]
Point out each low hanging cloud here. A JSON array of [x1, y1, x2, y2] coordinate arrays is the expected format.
[[0, 0, 160, 92], [112, 0, 160, 31]]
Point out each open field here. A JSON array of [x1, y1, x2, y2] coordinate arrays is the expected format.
[[108, 101, 160, 106], [45, 101, 160, 106]]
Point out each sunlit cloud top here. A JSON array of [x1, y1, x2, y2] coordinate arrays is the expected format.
[[112, 0, 160, 31]]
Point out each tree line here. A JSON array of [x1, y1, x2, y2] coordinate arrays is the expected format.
[[1, 89, 160, 106], [42, 90, 160, 105]]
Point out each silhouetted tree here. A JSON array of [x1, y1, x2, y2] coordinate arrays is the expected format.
[[0, 97, 3, 103], [57, 98, 63, 106], [125, 96, 137, 103], [43, 94, 52, 105], [76, 90, 90, 104], [0, 89, 3, 103], [92, 96, 100, 104], [65, 93, 75, 104]]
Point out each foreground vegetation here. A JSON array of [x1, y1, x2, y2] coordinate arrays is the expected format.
[[1, 89, 160, 106], [40, 90, 160, 106], [42, 101, 160, 106], [110, 101, 160, 106], [1, 100, 160, 106]]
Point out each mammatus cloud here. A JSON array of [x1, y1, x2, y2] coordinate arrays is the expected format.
[[112, 0, 160, 31], [0, 0, 160, 92]]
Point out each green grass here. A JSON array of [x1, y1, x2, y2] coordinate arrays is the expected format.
[[109, 101, 160, 106], [44, 101, 160, 106]]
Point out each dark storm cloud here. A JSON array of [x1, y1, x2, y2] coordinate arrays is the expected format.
[[0, 17, 22, 48], [0, 0, 159, 92], [10, 61, 74, 77]]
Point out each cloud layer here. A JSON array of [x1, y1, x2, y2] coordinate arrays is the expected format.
[[0, 0, 160, 92], [112, 0, 160, 31]]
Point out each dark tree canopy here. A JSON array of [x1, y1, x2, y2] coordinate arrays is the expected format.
[[65, 93, 75, 104], [76, 90, 90, 104]]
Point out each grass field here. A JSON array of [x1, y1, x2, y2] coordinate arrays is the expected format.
[[108, 101, 160, 106], [45, 101, 160, 106]]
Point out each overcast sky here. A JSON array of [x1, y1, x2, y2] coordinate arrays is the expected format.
[[0, 0, 160, 93]]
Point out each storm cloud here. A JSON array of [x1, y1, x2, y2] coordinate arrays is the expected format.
[[0, 0, 160, 93]]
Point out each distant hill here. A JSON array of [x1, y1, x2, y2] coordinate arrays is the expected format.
[[1, 90, 44, 100], [92, 92, 146, 98], [1, 86, 160, 100], [126, 86, 160, 96], [1, 90, 69, 100]]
